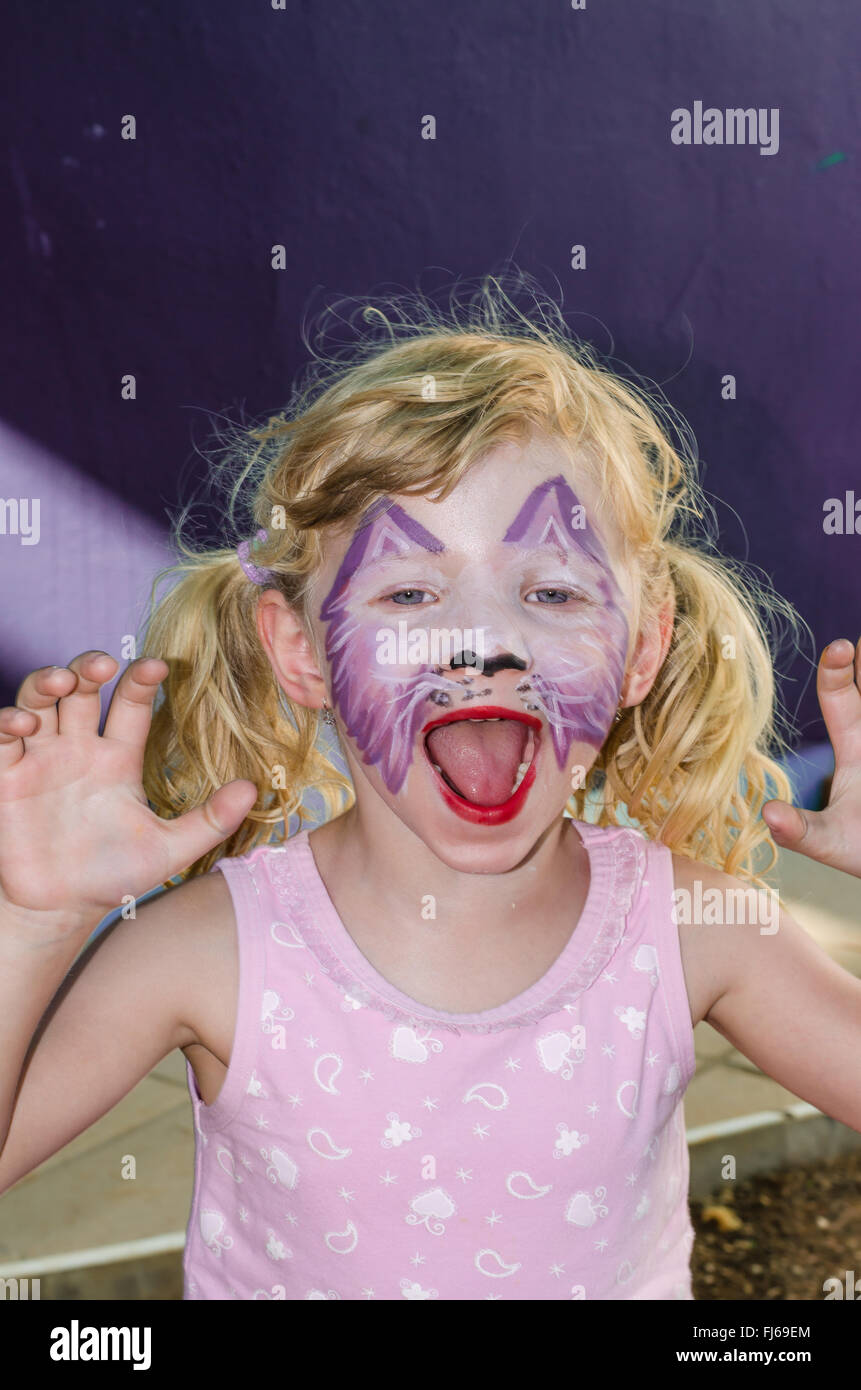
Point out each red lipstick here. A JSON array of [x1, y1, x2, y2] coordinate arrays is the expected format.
[[421, 705, 542, 735], [422, 705, 541, 825]]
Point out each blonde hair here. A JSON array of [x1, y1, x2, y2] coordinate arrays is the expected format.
[[139, 269, 806, 885]]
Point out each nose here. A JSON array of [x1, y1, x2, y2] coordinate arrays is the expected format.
[[442, 579, 532, 679], [451, 649, 527, 677]]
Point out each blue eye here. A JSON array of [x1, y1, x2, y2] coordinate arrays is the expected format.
[[530, 588, 578, 604], [387, 589, 429, 605]]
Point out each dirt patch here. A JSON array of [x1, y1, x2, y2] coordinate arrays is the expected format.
[[691, 1149, 861, 1300]]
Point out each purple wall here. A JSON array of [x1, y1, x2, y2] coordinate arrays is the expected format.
[[2, 0, 858, 742]]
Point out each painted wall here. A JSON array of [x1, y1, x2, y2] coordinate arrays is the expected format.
[[2, 0, 858, 746]]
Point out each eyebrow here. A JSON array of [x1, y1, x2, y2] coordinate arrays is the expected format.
[[346, 547, 448, 577], [514, 533, 609, 572], [347, 540, 607, 595]]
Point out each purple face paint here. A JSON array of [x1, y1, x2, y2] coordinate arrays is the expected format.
[[502, 474, 629, 767], [318, 475, 629, 799], [319, 500, 461, 793]]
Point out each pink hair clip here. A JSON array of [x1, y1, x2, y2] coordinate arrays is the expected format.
[[236, 528, 275, 585]]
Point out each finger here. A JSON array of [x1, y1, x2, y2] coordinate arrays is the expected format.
[[12, 664, 80, 743], [162, 780, 260, 878], [100, 657, 170, 751], [816, 637, 861, 759], [54, 652, 120, 736], [0, 703, 43, 771], [762, 798, 834, 865]]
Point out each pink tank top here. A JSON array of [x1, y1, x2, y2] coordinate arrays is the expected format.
[[182, 820, 696, 1300]]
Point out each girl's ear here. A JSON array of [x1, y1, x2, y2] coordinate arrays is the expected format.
[[255, 588, 328, 710], [621, 593, 675, 710]]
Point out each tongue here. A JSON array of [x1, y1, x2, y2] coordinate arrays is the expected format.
[[426, 720, 527, 806]]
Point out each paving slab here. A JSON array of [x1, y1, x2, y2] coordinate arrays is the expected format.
[[0, 1105, 194, 1263]]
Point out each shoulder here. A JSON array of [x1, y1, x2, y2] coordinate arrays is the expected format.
[[138, 865, 239, 1061], [144, 862, 237, 951]]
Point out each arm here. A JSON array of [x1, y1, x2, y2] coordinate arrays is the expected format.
[[708, 910, 861, 1132], [0, 649, 253, 1188], [0, 868, 236, 1195], [676, 855, 861, 1133], [715, 631, 861, 1130]]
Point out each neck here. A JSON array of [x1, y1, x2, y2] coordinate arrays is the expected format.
[[307, 790, 588, 948]]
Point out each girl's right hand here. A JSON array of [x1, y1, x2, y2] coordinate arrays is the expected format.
[[0, 652, 259, 935], [763, 635, 861, 880]]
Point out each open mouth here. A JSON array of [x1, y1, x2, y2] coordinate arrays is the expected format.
[[421, 706, 541, 825]]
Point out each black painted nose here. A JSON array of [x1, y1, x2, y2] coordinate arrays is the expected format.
[[450, 650, 527, 677]]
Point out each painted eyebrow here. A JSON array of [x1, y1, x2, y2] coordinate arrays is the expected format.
[[347, 549, 448, 578], [513, 538, 598, 559], [349, 523, 605, 576], [351, 539, 447, 567], [513, 539, 606, 576]]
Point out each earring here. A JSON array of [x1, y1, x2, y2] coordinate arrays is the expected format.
[[614, 706, 624, 724], [322, 700, 336, 727]]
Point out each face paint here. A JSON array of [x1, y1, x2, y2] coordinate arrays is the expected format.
[[318, 500, 465, 793], [502, 474, 629, 767], [317, 468, 629, 810], [500, 475, 628, 761]]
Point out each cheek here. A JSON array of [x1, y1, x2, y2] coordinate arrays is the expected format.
[[325, 617, 392, 726], [525, 607, 629, 768], [324, 615, 459, 795]]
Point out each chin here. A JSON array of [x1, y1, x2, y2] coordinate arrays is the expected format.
[[384, 780, 570, 876], [415, 828, 553, 876]]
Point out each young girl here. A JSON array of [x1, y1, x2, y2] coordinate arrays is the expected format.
[[1, 279, 859, 1302]]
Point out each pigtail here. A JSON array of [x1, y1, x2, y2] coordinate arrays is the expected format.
[[139, 548, 353, 883], [585, 542, 796, 884]]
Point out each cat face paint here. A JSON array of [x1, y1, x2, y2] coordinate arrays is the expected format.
[[502, 474, 629, 767], [318, 499, 465, 793], [316, 468, 629, 808]]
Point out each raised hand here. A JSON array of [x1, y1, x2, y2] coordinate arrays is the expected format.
[[0, 652, 259, 933], [762, 637, 861, 879]]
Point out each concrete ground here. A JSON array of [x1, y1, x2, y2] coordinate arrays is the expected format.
[[1, 840, 858, 1298]]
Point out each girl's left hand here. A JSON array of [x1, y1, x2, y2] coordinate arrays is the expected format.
[[762, 636, 861, 879]]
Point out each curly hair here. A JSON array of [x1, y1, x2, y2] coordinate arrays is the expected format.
[[137, 267, 805, 886]]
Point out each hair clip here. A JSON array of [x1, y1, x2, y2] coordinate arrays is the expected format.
[[237, 528, 276, 585]]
